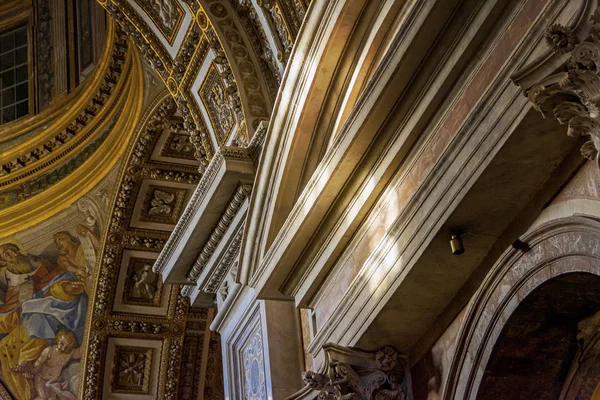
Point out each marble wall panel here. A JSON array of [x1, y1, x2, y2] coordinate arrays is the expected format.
[[312, 0, 547, 331], [412, 308, 467, 400], [553, 161, 600, 204]]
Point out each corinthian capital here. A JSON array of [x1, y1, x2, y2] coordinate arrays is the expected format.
[[518, 10, 600, 166], [291, 344, 413, 400]]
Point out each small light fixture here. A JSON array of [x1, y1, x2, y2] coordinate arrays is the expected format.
[[450, 233, 464, 255]]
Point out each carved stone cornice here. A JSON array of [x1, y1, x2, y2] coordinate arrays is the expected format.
[[247, 119, 268, 164], [185, 183, 251, 283], [205, 225, 243, 293], [292, 344, 413, 400]]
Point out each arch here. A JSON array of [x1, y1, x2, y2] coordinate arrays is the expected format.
[[444, 216, 600, 400], [478, 272, 600, 400]]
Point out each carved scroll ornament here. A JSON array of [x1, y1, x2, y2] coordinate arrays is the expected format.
[[300, 344, 413, 400], [525, 10, 600, 165]]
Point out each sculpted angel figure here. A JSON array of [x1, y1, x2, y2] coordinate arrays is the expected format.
[[132, 264, 156, 299]]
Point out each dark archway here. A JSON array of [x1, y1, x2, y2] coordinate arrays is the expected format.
[[478, 272, 600, 400]]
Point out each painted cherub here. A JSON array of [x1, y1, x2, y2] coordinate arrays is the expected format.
[[14, 329, 81, 400]]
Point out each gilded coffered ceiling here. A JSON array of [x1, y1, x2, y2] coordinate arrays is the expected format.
[[79, 92, 227, 400], [99, 0, 309, 164]]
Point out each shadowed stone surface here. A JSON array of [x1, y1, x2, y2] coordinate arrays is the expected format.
[[479, 272, 600, 400]]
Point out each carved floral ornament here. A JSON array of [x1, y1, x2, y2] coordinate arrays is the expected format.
[[300, 344, 413, 400], [524, 10, 600, 165]]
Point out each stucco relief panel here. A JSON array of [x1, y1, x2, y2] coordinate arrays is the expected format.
[[103, 337, 162, 400], [112, 249, 171, 316], [133, 0, 185, 44], [150, 116, 200, 166], [129, 179, 196, 231], [200, 62, 236, 146], [111, 345, 154, 394]]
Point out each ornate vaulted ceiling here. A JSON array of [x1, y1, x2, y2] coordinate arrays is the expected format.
[[101, 0, 308, 164], [0, 0, 308, 398]]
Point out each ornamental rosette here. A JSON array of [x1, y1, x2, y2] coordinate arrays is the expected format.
[[545, 24, 578, 54], [375, 346, 399, 372]]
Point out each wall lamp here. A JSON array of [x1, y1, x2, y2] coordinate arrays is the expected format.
[[450, 233, 464, 255]]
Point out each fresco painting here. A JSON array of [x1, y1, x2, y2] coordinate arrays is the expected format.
[[0, 183, 111, 399]]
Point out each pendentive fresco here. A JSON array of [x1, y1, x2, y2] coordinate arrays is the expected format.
[[0, 170, 116, 399]]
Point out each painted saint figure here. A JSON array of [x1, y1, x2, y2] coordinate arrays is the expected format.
[[54, 225, 99, 285]]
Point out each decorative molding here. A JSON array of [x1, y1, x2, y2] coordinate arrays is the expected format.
[[240, 0, 282, 96], [111, 345, 154, 394], [106, 0, 171, 79], [0, 26, 132, 211], [260, 0, 293, 62], [187, 183, 252, 282], [133, 0, 184, 44], [140, 185, 188, 224], [200, 62, 237, 145], [36, 0, 54, 110], [122, 257, 164, 306], [1, 33, 127, 176], [247, 119, 268, 164], [81, 93, 203, 399], [99, 0, 286, 163], [205, 225, 244, 293], [105, 318, 168, 334], [153, 150, 226, 274]]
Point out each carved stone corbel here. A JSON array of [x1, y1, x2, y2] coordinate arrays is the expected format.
[[520, 9, 600, 165], [293, 344, 413, 400]]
